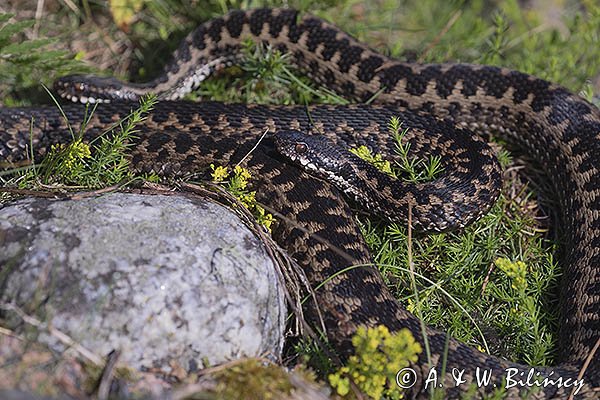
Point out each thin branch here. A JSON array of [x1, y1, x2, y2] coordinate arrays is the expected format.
[[418, 10, 462, 63], [235, 128, 270, 168], [97, 350, 120, 400], [33, 0, 45, 37], [569, 337, 600, 400]]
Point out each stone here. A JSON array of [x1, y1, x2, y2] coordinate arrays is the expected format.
[[0, 192, 286, 374]]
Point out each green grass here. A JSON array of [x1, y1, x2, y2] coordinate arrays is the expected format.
[[361, 169, 560, 367], [188, 40, 349, 105], [1, 0, 599, 399], [0, 13, 88, 105]]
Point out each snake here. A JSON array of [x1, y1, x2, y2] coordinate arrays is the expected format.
[[1, 7, 599, 399]]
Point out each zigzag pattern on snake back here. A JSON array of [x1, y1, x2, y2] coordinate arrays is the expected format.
[[1, 7, 599, 399]]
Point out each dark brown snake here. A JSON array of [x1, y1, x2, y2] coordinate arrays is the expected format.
[[1, 8, 599, 399]]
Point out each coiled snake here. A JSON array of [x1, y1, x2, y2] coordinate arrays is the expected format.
[[1, 8, 599, 399]]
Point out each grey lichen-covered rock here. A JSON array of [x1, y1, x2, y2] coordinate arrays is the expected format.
[[0, 192, 286, 373]]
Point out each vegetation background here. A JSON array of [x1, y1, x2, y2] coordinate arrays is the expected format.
[[0, 0, 599, 399]]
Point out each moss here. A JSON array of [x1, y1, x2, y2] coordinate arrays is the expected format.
[[213, 359, 294, 400]]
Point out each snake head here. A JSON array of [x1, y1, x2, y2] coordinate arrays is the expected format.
[[53, 75, 140, 103], [273, 130, 350, 179]]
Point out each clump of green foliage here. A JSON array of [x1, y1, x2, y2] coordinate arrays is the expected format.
[[0, 13, 86, 105], [211, 163, 275, 231], [362, 178, 560, 367], [29, 94, 157, 187], [328, 325, 422, 399], [192, 39, 348, 105], [350, 116, 444, 183]]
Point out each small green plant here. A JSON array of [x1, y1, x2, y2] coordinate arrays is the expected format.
[[350, 116, 444, 183], [389, 117, 444, 182], [193, 40, 349, 106], [492, 256, 554, 366], [328, 325, 422, 400], [350, 145, 395, 176], [211, 164, 275, 231], [241, 40, 292, 92], [480, 11, 510, 65], [35, 94, 157, 187]]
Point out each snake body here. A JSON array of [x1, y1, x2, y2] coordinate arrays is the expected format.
[[2, 8, 600, 398]]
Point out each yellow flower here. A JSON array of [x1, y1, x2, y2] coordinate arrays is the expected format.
[[72, 140, 91, 159], [329, 325, 421, 399], [350, 145, 394, 177], [211, 164, 230, 182], [495, 258, 527, 292], [211, 164, 275, 231], [234, 165, 252, 180], [50, 140, 91, 170]]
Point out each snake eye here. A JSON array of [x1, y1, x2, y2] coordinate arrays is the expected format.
[[295, 143, 308, 154]]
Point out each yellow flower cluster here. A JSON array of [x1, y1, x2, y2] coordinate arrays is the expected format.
[[210, 164, 274, 231], [211, 165, 229, 182], [50, 139, 91, 170], [349, 145, 394, 177], [329, 325, 422, 400], [495, 257, 527, 292]]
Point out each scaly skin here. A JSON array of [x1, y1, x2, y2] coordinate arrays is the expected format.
[[2, 8, 599, 398]]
